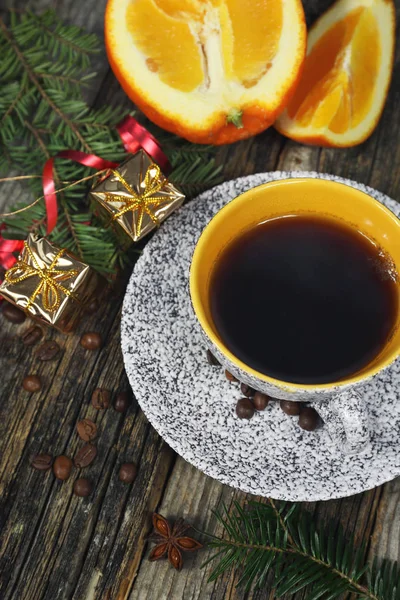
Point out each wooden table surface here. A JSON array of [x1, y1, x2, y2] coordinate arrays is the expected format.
[[1, 0, 400, 598]]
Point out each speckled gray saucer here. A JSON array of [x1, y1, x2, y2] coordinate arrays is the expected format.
[[121, 172, 400, 501]]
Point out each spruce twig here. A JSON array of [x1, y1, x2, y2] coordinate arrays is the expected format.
[[0, 16, 90, 151], [203, 501, 397, 599], [0, 9, 222, 274], [267, 498, 295, 546]]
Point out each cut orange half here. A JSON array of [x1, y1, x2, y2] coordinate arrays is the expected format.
[[275, 0, 395, 147], [105, 0, 306, 145]]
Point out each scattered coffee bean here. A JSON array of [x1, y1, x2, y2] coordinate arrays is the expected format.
[[74, 444, 97, 468], [2, 302, 26, 324], [119, 462, 138, 484], [114, 391, 131, 413], [299, 407, 320, 431], [36, 340, 60, 361], [240, 383, 255, 397], [22, 374, 42, 393], [73, 477, 93, 497], [280, 400, 301, 416], [253, 392, 269, 411], [80, 332, 102, 350], [91, 388, 110, 410], [84, 298, 99, 314], [53, 455, 73, 481], [76, 419, 97, 442], [21, 325, 43, 346], [206, 349, 220, 366], [236, 398, 255, 420], [118, 463, 137, 483], [225, 370, 239, 383], [31, 453, 53, 471]]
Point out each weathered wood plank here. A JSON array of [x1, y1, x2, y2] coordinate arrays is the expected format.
[[0, 297, 175, 600], [369, 478, 400, 563]]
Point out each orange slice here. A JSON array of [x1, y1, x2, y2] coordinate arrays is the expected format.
[[275, 0, 395, 147], [105, 0, 306, 144]]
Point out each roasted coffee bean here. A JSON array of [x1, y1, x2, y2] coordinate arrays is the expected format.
[[114, 391, 131, 413], [253, 392, 269, 411], [36, 340, 60, 361], [21, 325, 43, 346], [73, 478, 93, 497], [119, 462, 138, 484], [225, 370, 239, 383], [206, 350, 220, 366], [240, 383, 255, 397], [80, 332, 102, 350], [236, 398, 255, 420], [76, 419, 97, 442], [22, 374, 42, 393], [2, 302, 25, 324], [31, 453, 53, 471], [91, 388, 110, 410], [299, 407, 320, 431], [280, 400, 301, 416], [53, 455, 73, 481], [84, 298, 99, 314], [74, 444, 97, 468]]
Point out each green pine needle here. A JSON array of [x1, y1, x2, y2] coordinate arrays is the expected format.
[[203, 500, 398, 600], [0, 9, 222, 275]]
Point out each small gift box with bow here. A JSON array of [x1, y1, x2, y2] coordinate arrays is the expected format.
[[0, 234, 99, 332], [89, 150, 185, 243]]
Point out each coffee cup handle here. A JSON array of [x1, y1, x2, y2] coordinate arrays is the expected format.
[[314, 390, 370, 454]]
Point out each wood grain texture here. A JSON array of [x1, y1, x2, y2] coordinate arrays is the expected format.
[[1, 0, 400, 598]]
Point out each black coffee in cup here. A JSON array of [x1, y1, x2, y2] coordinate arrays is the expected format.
[[210, 215, 398, 384]]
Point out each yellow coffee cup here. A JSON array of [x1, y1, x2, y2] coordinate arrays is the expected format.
[[190, 178, 400, 453]]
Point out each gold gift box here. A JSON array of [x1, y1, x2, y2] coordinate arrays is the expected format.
[[89, 150, 185, 243], [0, 234, 99, 332]]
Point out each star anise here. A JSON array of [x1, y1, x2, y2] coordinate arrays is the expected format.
[[148, 513, 203, 570]]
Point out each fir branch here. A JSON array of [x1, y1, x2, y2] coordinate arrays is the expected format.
[[0, 16, 90, 151], [60, 199, 84, 259], [204, 501, 397, 599], [267, 498, 295, 546], [24, 120, 50, 159], [0, 81, 25, 125], [26, 10, 99, 59], [37, 71, 92, 92], [0, 9, 221, 275]]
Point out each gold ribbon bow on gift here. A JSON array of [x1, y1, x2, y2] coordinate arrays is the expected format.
[[105, 163, 166, 238], [5, 242, 78, 313]]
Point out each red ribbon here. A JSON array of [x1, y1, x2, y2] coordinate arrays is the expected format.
[[0, 225, 24, 285], [117, 116, 171, 174], [42, 151, 118, 234], [0, 116, 170, 276]]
